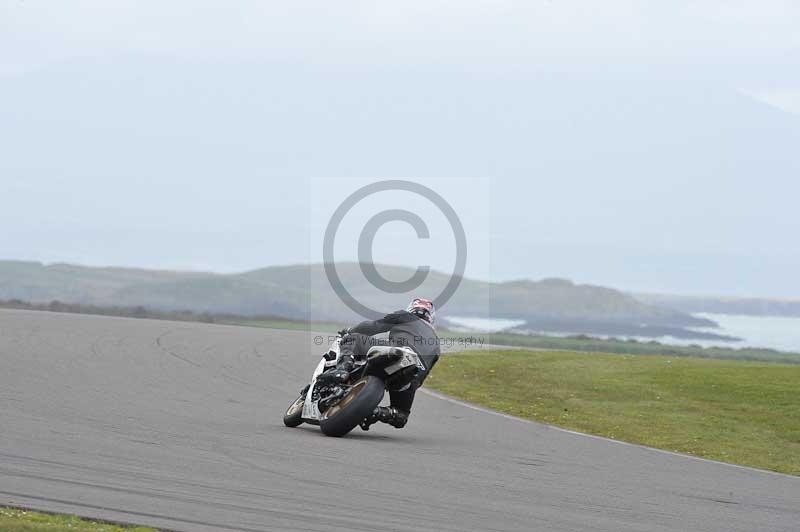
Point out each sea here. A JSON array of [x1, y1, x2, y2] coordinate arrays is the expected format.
[[446, 313, 800, 353]]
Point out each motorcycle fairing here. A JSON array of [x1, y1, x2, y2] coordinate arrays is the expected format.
[[302, 338, 343, 422]]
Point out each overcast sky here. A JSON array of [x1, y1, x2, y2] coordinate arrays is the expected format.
[[2, 1, 799, 297]]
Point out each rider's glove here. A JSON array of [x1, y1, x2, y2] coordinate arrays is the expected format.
[[337, 328, 351, 338]]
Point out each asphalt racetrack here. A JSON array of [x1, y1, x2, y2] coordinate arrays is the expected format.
[[1, 309, 798, 531]]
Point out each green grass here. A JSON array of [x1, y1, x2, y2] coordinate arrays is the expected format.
[[426, 349, 800, 475], [0, 508, 155, 532]]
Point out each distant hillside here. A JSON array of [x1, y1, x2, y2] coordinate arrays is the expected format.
[[0, 261, 721, 338], [635, 293, 800, 318]]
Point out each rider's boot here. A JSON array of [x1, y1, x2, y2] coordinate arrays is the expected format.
[[337, 354, 355, 373], [360, 406, 409, 430], [317, 355, 355, 384]]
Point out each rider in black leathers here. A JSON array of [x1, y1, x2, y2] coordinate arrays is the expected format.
[[319, 298, 440, 430]]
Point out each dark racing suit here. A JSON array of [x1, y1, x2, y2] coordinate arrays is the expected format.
[[338, 310, 440, 425]]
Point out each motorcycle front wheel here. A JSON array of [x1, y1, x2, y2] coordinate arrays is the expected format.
[[283, 395, 305, 427], [319, 376, 384, 437]]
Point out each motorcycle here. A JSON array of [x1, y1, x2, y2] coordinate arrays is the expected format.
[[283, 335, 424, 436]]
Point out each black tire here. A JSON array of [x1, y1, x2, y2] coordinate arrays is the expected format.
[[319, 376, 384, 437], [283, 395, 305, 427]]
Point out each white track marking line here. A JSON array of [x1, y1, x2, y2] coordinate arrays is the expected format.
[[420, 387, 800, 481]]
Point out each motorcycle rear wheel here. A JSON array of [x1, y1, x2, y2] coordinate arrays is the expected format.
[[319, 376, 384, 437]]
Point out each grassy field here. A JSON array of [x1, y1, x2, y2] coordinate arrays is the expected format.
[[0, 508, 155, 532], [426, 349, 800, 475]]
